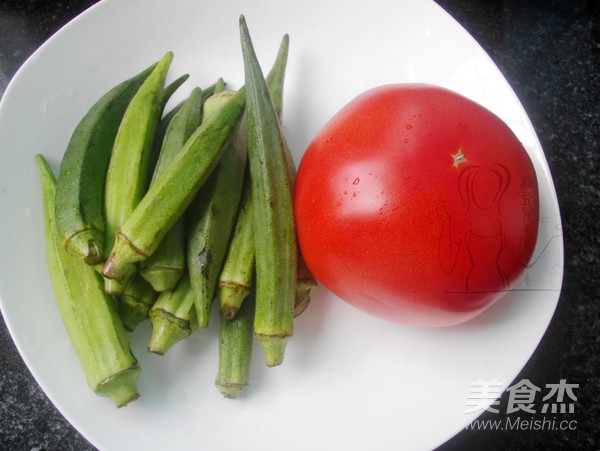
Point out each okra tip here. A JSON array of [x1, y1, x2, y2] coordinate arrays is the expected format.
[[256, 334, 291, 367], [103, 232, 147, 280], [64, 231, 104, 265], [215, 77, 226, 94], [239, 15, 254, 46], [218, 281, 251, 320], [148, 309, 193, 355], [215, 380, 247, 399], [96, 365, 141, 408], [220, 305, 238, 320], [280, 33, 289, 49], [103, 262, 137, 295], [293, 295, 310, 318], [161, 50, 175, 63], [35, 153, 53, 174], [294, 277, 318, 318]]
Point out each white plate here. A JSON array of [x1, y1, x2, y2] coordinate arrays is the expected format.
[[0, 0, 563, 449]]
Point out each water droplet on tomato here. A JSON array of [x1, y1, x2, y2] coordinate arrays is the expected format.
[[406, 124, 413, 130], [404, 138, 409, 144]]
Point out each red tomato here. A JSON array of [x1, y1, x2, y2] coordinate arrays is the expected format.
[[294, 84, 539, 327]]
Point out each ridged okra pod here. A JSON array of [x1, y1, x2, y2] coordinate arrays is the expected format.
[[186, 90, 248, 329], [218, 176, 254, 319], [161, 74, 190, 110], [118, 274, 158, 331], [55, 62, 157, 265], [143, 72, 190, 173], [149, 100, 184, 171], [36, 155, 140, 407], [218, 34, 290, 319], [263, 33, 317, 317], [240, 16, 297, 367], [215, 295, 255, 398], [148, 274, 198, 355], [102, 86, 246, 280], [103, 51, 174, 291], [139, 87, 205, 291], [148, 81, 216, 171]]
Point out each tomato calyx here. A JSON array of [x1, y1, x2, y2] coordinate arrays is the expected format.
[[451, 149, 468, 168]]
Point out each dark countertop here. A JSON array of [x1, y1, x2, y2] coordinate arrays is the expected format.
[[0, 1, 598, 449]]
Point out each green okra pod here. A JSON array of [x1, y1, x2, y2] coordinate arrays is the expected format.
[[102, 86, 246, 280], [152, 82, 220, 183], [218, 175, 254, 320], [161, 74, 190, 110], [264, 34, 318, 317], [118, 274, 159, 331], [186, 90, 248, 329], [148, 274, 198, 355], [215, 295, 255, 398], [150, 79, 216, 171], [265, 35, 289, 120], [139, 87, 205, 291], [149, 100, 185, 172], [146, 74, 192, 171], [36, 154, 140, 407], [218, 34, 289, 320], [55, 62, 157, 265], [240, 16, 297, 367], [103, 51, 175, 291], [260, 32, 317, 318]]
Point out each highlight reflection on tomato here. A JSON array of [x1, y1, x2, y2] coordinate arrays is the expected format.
[[294, 85, 539, 327]]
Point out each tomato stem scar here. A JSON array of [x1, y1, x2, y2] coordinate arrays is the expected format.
[[452, 149, 468, 168]]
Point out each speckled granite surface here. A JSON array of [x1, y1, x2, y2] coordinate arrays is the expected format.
[[0, 1, 598, 450]]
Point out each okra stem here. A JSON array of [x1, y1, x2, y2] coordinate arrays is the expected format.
[[148, 274, 198, 355], [215, 295, 255, 398], [37, 154, 140, 407], [240, 16, 297, 367]]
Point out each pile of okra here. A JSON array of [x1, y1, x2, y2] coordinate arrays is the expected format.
[[36, 16, 316, 407]]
